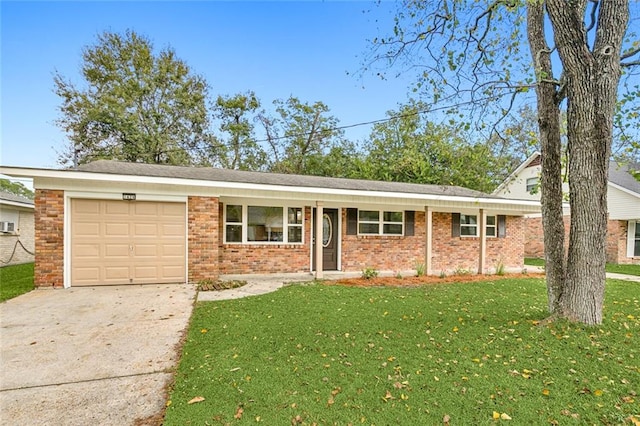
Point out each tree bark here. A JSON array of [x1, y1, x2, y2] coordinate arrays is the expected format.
[[526, 3, 566, 314], [545, 0, 628, 324]]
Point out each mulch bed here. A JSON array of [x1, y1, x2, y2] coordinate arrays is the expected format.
[[330, 272, 545, 287], [197, 280, 247, 291]]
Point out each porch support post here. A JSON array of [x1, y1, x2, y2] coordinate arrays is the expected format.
[[425, 206, 433, 275], [478, 208, 486, 274], [315, 202, 324, 279]]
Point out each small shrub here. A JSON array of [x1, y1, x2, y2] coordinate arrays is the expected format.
[[495, 260, 505, 276], [453, 266, 471, 276], [395, 271, 403, 279], [415, 262, 426, 277], [439, 270, 447, 279], [361, 267, 379, 280]]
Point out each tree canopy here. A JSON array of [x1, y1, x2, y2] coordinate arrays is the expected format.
[[54, 30, 210, 167]]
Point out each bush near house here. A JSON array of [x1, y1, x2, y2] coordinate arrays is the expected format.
[[165, 278, 639, 425], [0, 263, 34, 302]]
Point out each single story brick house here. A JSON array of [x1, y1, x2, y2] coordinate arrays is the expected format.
[[0, 161, 540, 288], [494, 152, 640, 264], [0, 190, 35, 266]]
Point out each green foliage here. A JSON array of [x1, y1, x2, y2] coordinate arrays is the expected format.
[[361, 267, 379, 279], [211, 91, 266, 170], [495, 259, 505, 276], [0, 179, 34, 199], [415, 261, 425, 277], [54, 30, 210, 167], [0, 263, 34, 302], [359, 102, 515, 192], [165, 279, 640, 425]]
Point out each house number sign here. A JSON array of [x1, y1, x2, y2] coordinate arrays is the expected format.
[[122, 193, 136, 201]]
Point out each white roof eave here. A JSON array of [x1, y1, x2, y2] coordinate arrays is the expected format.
[[0, 165, 541, 214]]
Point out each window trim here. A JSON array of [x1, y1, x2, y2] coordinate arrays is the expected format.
[[457, 214, 499, 238], [357, 209, 404, 236], [526, 177, 539, 194], [223, 203, 305, 245]]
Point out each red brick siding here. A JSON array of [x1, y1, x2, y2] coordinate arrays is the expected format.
[[218, 206, 311, 274], [34, 189, 64, 288], [432, 213, 524, 274], [526, 216, 639, 264], [341, 210, 425, 272], [188, 196, 220, 282]]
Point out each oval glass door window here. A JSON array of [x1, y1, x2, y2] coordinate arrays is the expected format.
[[322, 213, 332, 247]]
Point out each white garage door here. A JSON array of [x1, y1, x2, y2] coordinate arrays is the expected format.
[[71, 199, 186, 286]]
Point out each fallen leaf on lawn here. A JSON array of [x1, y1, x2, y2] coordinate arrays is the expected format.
[[594, 389, 603, 396], [382, 390, 394, 402], [331, 387, 342, 396], [200, 328, 207, 333], [443, 414, 451, 424], [493, 411, 500, 420], [234, 406, 243, 419], [627, 415, 640, 426], [542, 389, 550, 396], [291, 415, 303, 425], [327, 397, 335, 407], [187, 396, 205, 404], [622, 396, 635, 403], [501, 413, 512, 420]]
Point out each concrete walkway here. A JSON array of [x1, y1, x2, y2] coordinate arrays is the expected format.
[[0, 284, 196, 426]]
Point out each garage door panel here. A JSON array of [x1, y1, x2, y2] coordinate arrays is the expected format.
[[71, 200, 186, 286]]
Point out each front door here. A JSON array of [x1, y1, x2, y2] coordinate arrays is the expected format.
[[313, 208, 338, 271]]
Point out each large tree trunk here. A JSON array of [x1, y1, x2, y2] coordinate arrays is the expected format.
[[545, 1, 628, 325], [526, 4, 566, 314]]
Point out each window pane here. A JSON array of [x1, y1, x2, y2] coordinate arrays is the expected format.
[[383, 224, 403, 234], [226, 205, 242, 223], [359, 210, 379, 221], [288, 226, 302, 243], [248, 206, 283, 242], [635, 221, 640, 238], [288, 207, 302, 224], [359, 223, 379, 234], [486, 216, 496, 226], [486, 226, 496, 237], [461, 214, 477, 225], [383, 211, 403, 222], [226, 225, 242, 242], [461, 225, 477, 236]]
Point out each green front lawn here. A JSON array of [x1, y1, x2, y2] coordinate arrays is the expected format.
[[165, 279, 639, 425], [0, 263, 34, 302], [525, 258, 640, 276]]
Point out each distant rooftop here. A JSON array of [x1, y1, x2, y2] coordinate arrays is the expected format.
[[77, 160, 504, 199], [0, 190, 34, 206]]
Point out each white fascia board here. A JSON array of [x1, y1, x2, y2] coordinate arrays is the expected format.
[[0, 166, 541, 214], [0, 199, 34, 209], [608, 181, 640, 200]]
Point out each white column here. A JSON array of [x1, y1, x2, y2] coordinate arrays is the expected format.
[[315, 202, 324, 279], [425, 206, 433, 275], [478, 208, 486, 274]]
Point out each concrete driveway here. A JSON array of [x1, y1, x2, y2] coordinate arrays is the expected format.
[[0, 284, 195, 425]]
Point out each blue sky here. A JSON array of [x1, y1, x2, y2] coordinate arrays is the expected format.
[[1, 1, 415, 171]]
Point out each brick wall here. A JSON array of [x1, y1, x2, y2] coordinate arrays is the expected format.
[[219, 206, 311, 274], [432, 213, 524, 274], [527, 216, 639, 264], [34, 189, 64, 287], [341, 210, 425, 272], [188, 196, 220, 282]]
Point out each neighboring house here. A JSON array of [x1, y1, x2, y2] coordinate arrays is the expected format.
[[0, 161, 540, 288], [0, 190, 35, 266], [494, 152, 640, 264]]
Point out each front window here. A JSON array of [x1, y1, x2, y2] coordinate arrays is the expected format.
[[486, 215, 496, 237], [526, 177, 539, 194], [225, 204, 303, 244], [460, 214, 477, 236], [635, 221, 640, 256], [358, 210, 403, 235]]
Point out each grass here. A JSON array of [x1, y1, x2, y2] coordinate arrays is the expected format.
[[165, 278, 640, 425], [0, 263, 34, 302], [525, 258, 640, 276]]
